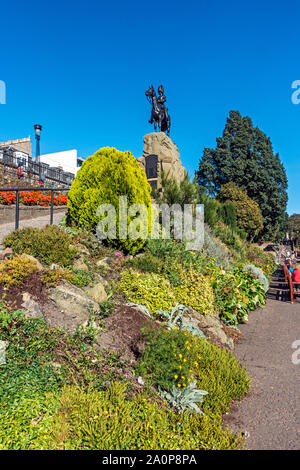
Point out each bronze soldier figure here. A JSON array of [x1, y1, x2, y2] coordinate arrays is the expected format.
[[145, 85, 171, 136]]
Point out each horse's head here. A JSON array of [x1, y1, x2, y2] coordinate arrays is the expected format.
[[145, 85, 155, 97]]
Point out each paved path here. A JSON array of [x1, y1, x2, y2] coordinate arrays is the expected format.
[[225, 298, 300, 449], [0, 212, 65, 246]]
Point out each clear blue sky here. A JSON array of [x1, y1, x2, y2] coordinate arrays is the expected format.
[[0, 0, 299, 214]]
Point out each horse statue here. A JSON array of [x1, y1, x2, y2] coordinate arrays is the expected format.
[[145, 85, 171, 136]]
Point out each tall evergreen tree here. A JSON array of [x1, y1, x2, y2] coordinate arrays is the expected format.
[[196, 110, 288, 240]]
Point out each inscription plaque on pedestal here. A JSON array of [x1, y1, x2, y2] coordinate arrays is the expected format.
[[145, 154, 158, 179]]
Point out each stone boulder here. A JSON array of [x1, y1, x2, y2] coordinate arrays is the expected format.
[[86, 281, 108, 304], [96, 257, 111, 270], [48, 281, 99, 323], [21, 292, 44, 318], [0, 247, 13, 260], [137, 132, 186, 188], [20, 253, 44, 272], [185, 308, 234, 350], [73, 256, 89, 271]]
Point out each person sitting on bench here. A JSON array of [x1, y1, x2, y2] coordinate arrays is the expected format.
[[292, 264, 300, 291]]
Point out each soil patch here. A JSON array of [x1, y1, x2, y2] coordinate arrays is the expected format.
[[0, 272, 48, 310], [97, 303, 159, 364], [223, 324, 243, 343]]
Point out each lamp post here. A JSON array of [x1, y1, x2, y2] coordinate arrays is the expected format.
[[34, 124, 42, 180]]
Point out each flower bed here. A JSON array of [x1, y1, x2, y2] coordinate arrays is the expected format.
[[0, 191, 68, 207]]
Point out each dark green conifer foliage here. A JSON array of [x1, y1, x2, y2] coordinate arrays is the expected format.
[[196, 111, 288, 240]]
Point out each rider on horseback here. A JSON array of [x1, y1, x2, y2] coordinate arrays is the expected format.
[[145, 84, 171, 135]]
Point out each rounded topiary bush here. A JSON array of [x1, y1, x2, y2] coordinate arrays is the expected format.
[[67, 147, 152, 254]]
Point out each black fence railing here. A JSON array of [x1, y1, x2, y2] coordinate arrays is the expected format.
[[0, 147, 75, 185], [0, 187, 70, 230]]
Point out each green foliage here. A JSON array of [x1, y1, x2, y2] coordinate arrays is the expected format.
[[118, 268, 215, 316], [196, 110, 288, 241], [204, 225, 232, 269], [138, 328, 250, 415], [3, 226, 77, 266], [117, 269, 177, 313], [126, 252, 165, 274], [40, 382, 243, 450], [173, 268, 215, 315], [192, 336, 251, 414], [137, 328, 201, 391], [211, 269, 266, 325], [218, 182, 264, 239], [146, 237, 185, 261], [198, 192, 222, 228], [0, 255, 38, 286], [153, 171, 198, 207], [74, 231, 107, 258], [156, 305, 206, 339], [242, 264, 269, 292], [159, 380, 208, 414], [219, 201, 237, 231], [64, 268, 95, 288], [67, 147, 152, 254], [0, 305, 123, 449], [244, 245, 277, 280]]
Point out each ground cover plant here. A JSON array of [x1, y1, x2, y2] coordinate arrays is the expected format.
[[0, 255, 39, 287], [137, 327, 251, 413], [0, 305, 125, 450], [3, 225, 77, 266], [118, 267, 215, 316]]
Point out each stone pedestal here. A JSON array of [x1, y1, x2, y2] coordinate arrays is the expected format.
[[137, 132, 186, 190]]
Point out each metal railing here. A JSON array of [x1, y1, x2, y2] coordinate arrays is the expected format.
[[0, 187, 70, 230], [0, 146, 75, 185]]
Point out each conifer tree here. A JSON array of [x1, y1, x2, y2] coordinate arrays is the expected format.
[[196, 110, 288, 240]]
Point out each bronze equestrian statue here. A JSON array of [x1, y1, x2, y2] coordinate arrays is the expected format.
[[145, 85, 171, 136]]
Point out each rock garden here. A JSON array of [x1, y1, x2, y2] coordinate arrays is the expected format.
[[0, 147, 277, 450]]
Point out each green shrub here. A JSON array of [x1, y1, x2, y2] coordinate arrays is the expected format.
[[211, 269, 266, 325], [118, 268, 215, 316], [137, 328, 250, 415], [117, 269, 177, 313], [126, 253, 165, 274], [204, 225, 232, 270], [41, 382, 243, 450], [126, 252, 182, 286], [146, 238, 185, 261], [242, 264, 269, 292], [0, 306, 123, 449], [217, 182, 264, 239], [64, 268, 95, 288], [67, 147, 152, 254], [174, 268, 215, 315], [3, 226, 77, 266], [0, 255, 39, 286]]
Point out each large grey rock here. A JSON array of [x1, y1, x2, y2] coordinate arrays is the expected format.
[[21, 292, 44, 318], [86, 282, 108, 304], [48, 281, 99, 322], [186, 308, 234, 350], [20, 253, 44, 271], [0, 247, 13, 260], [96, 257, 111, 270], [73, 256, 89, 271], [75, 243, 90, 257], [137, 132, 186, 188]]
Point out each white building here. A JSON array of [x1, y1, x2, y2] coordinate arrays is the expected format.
[[39, 149, 84, 176]]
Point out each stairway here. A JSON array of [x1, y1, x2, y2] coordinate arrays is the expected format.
[[267, 267, 289, 302]]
